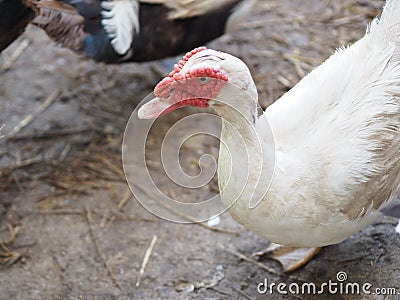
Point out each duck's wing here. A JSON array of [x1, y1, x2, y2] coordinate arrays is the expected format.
[[128, 0, 254, 62], [141, 0, 255, 34], [263, 0, 400, 220]]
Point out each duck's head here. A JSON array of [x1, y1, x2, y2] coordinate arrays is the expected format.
[[138, 47, 258, 123]]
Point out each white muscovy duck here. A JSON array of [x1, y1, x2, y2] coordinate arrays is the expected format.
[[25, 0, 254, 63], [138, 0, 400, 272]]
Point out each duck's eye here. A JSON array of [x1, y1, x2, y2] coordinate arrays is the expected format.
[[198, 77, 209, 84], [167, 88, 175, 97]]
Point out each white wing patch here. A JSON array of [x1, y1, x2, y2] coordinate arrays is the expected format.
[[101, 0, 139, 55], [396, 220, 400, 235]]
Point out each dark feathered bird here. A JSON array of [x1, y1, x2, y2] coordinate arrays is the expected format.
[[26, 0, 255, 63], [0, 0, 34, 52]]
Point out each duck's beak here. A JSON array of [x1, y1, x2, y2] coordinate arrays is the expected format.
[[137, 97, 172, 119], [138, 95, 209, 119]]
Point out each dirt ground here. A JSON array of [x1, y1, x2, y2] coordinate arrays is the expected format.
[[1, 0, 399, 299]]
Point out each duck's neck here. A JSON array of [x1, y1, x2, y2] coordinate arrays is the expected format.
[[212, 83, 259, 142], [212, 85, 275, 212]]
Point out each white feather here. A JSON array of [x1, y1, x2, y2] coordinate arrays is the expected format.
[[101, 0, 139, 55], [211, 0, 400, 247], [396, 220, 400, 235]]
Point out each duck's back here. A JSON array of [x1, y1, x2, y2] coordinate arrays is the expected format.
[[129, 0, 245, 62], [263, 0, 400, 228]]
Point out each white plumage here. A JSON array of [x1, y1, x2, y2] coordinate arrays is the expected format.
[[218, 0, 400, 246], [211, 0, 400, 247], [139, 0, 400, 248], [101, 0, 139, 55]]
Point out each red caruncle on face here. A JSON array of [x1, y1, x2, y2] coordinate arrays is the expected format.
[[154, 67, 229, 107]]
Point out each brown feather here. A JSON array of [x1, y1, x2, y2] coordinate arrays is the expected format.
[[30, 0, 87, 52]]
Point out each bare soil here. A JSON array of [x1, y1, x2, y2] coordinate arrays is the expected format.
[[0, 0, 399, 299]]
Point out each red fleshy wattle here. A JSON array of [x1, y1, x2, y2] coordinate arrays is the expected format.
[[154, 67, 228, 100], [152, 48, 229, 115]]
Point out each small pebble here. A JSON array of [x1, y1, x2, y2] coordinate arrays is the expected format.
[[174, 282, 195, 293], [207, 215, 221, 227]]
